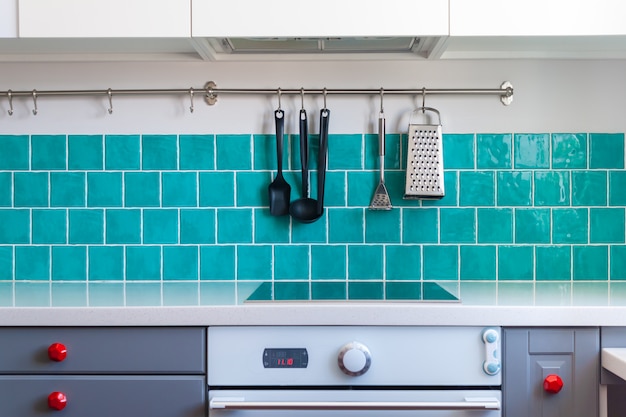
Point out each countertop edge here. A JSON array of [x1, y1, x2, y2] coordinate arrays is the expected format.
[[1, 304, 626, 326]]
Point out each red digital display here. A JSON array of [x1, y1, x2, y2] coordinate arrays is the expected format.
[[263, 348, 308, 368]]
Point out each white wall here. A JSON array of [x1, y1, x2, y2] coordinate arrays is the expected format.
[[0, 59, 625, 134]]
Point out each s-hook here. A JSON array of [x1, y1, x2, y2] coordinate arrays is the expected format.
[[276, 88, 282, 110], [379, 87, 384, 113], [7, 89, 13, 116], [107, 88, 113, 114], [32, 89, 38, 116], [421, 87, 426, 113], [322, 87, 328, 109], [300, 87, 305, 110], [189, 88, 194, 113]]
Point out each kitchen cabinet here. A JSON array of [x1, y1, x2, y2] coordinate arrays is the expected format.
[[0, 327, 206, 417], [18, 0, 191, 38], [503, 328, 599, 417], [600, 327, 626, 417], [0, 0, 18, 38]]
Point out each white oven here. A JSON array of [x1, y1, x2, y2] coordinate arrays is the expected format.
[[207, 326, 502, 417]]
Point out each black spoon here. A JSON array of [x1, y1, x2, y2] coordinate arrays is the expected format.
[[268, 109, 290, 215]]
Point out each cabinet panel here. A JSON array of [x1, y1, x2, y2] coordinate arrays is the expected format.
[[0, 375, 205, 417], [0, 327, 205, 374], [18, 0, 191, 38], [450, 0, 626, 36], [0, 0, 17, 37]]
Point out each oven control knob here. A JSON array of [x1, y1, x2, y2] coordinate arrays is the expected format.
[[338, 341, 371, 376], [48, 343, 67, 362], [48, 391, 68, 410], [544, 374, 564, 394]]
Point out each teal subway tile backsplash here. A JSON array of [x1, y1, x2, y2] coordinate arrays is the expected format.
[[0, 132, 625, 306]]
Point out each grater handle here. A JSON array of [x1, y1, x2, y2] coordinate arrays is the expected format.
[[409, 107, 442, 126], [378, 111, 386, 181]]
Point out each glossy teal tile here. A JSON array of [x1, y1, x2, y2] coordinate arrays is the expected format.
[[51, 283, 87, 307], [163, 282, 199, 305], [237, 172, 270, 207], [552, 208, 588, 244], [497, 171, 532, 206], [609, 171, 626, 206], [163, 172, 197, 207], [0, 247, 12, 280], [573, 282, 608, 306], [347, 171, 376, 207], [0, 172, 11, 207], [254, 209, 289, 244], [476, 134, 512, 168], [200, 245, 235, 280], [217, 209, 253, 244], [572, 171, 607, 206], [274, 281, 309, 300], [329, 209, 364, 243], [216, 135, 252, 170], [312, 281, 346, 300], [385, 282, 422, 300], [126, 246, 161, 280], [124, 172, 160, 207], [422, 171, 458, 207], [515, 208, 550, 244], [15, 282, 50, 307], [105, 135, 140, 170], [590, 208, 625, 243], [253, 134, 276, 171], [88, 246, 123, 280], [106, 209, 141, 244], [365, 209, 401, 243], [459, 171, 495, 206], [535, 282, 571, 306], [50, 172, 85, 207], [0, 135, 29, 170], [478, 208, 513, 243], [15, 246, 49, 280], [31, 135, 66, 170], [460, 245, 496, 280], [442, 134, 474, 169], [498, 246, 533, 280], [68, 135, 103, 170], [88, 283, 124, 306], [552, 133, 586, 168], [440, 208, 476, 243], [274, 245, 309, 280], [69, 209, 104, 244], [589, 133, 624, 169], [14, 172, 48, 207], [143, 209, 178, 244], [348, 281, 383, 300], [402, 208, 438, 243], [534, 171, 570, 206], [163, 245, 199, 280], [237, 245, 271, 280], [328, 134, 363, 170], [385, 245, 420, 280], [0, 283, 12, 305], [180, 209, 215, 244], [573, 245, 608, 280], [514, 133, 549, 169], [611, 246, 626, 280], [536, 246, 571, 280], [348, 245, 383, 279], [126, 283, 162, 306], [87, 172, 122, 207], [142, 134, 177, 170], [199, 172, 235, 207], [423, 245, 458, 280], [32, 209, 66, 244], [291, 218, 327, 243], [324, 171, 347, 207], [311, 245, 346, 280], [498, 282, 534, 306], [0, 209, 30, 243], [180, 134, 214, 170], [52, 246, 86, 281], [200, 282, 236, 305]]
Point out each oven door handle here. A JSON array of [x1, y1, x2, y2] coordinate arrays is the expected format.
[[209, 397, 501, 411]]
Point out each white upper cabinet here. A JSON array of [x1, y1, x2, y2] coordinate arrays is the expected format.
[[450, 0, 626, 36], [0, 0, 18, 38], [18, 0, 191, 38]]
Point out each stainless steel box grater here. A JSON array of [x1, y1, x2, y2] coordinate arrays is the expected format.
[[404, 107, 444, 200]]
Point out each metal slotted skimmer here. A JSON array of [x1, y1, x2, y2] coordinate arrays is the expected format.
[[404, 107, 445, 200]]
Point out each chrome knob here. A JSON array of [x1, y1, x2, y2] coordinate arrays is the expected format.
[[338, 341, 371, 376]]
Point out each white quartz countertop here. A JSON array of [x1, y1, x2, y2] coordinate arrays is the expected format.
[[1, 303, 626, 326]]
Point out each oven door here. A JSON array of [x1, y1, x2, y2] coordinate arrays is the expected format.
[[208, 389, 501, 416]]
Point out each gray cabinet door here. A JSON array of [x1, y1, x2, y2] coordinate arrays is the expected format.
[[0, 327, 205, 374], [0, 375, 205, 417], [503, 328, 599, 417]]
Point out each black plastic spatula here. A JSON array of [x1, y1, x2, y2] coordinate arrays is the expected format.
[[268, 109, 291, 215]]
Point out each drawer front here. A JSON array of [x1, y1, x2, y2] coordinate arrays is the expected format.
[[0, 327, 205, 374], [0, 376, 205, 417]]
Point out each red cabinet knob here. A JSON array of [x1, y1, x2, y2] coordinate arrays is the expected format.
[[48, 343, 67, 362], [48, 391, 67, 410], [543, 374, 564, 394]]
